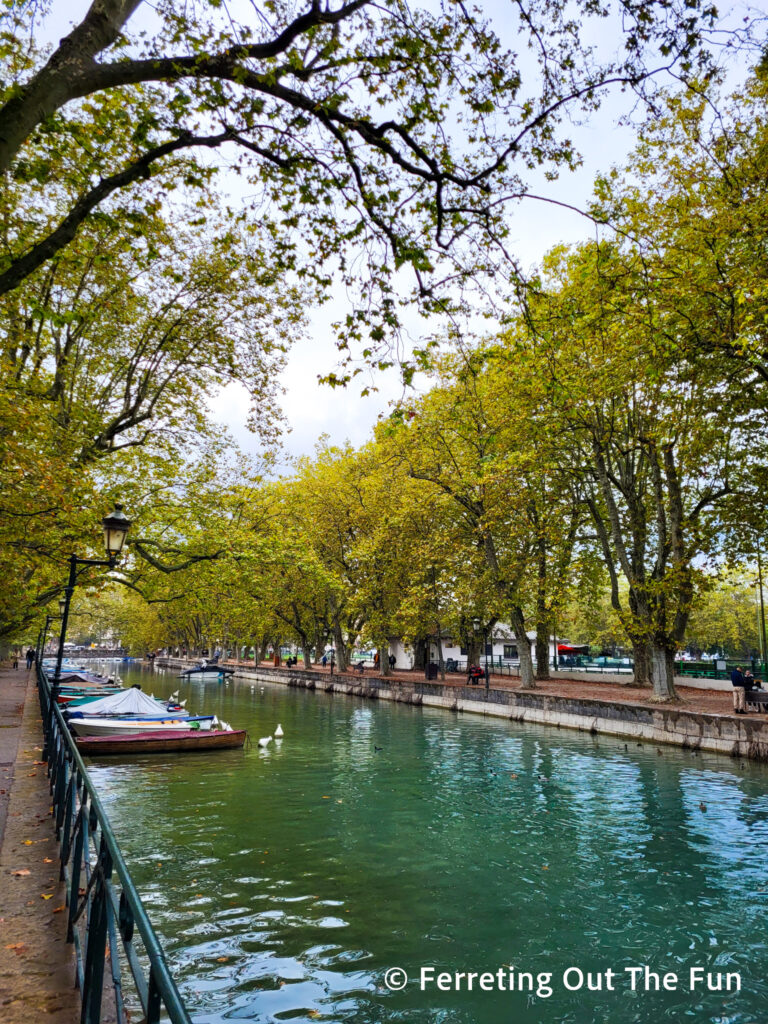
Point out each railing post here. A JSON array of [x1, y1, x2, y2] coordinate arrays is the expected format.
[[68, 808, 86, 945], [81, 839, 113, 1024]]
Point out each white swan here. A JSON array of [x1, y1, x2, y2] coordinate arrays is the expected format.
[[274, 724, 284, 738], [258, 735, 272, 748]]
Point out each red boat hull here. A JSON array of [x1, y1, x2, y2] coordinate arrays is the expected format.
[[75, 729, 247, 756]]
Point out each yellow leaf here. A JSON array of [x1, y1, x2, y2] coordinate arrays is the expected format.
[[41, 893, 53, 899]]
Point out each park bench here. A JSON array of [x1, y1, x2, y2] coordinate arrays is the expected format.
[[745, 690, 768, 713]]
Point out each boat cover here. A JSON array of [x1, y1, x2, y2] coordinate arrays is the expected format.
[[74, 688, 172, 716]]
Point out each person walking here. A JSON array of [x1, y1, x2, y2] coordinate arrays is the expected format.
[[25, 648, 35, 670]]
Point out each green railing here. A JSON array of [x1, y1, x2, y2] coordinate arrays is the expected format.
[[37, 665, 191, 1024], [676, 660, 768, 681]]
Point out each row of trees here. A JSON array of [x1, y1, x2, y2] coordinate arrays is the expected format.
[[74, 69, 766, 701]]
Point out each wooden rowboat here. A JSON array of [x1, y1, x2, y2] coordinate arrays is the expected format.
[[75, 728, 247, 756]]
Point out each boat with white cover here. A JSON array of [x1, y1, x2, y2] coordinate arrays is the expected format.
[[64, 687, 214, 736], [68, 716, 214, 737]]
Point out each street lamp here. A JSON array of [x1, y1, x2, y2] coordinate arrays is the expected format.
[[53, 503, 131, 694], [36, 595, 68, 663], [472, 616, 490, 691]]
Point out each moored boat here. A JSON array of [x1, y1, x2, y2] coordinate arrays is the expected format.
[[180, 664, 235, 677], [57, 691, 123, 707], [75, 728, 247, 756], [68, 715, 215, 737]]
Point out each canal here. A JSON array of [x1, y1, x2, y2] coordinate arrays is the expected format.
[[85, 663, 768, 1024]]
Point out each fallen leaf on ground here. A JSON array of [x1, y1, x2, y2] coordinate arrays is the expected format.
[[43, 857, 53, 864], [5, 943, 28, 954], [11, 869, 31, 876], [53, 905, 65, 913], [41, 893, 53, 900], [33, 760, 46, 766], [216, 957, 229, 963]]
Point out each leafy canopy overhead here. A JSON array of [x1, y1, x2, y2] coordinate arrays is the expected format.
[[0, 0, 727, 377]]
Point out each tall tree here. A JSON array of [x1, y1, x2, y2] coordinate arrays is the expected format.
[[0, 0, 722, 372]]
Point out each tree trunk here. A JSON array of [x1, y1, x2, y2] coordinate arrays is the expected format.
[[333, 618, 347, 672], [380, 637, 390, 677], [535, 531, 550, 679], [302, 644, 312, 669], [511, 605, 535, 689], [650, 645, 678, 701], [436, 630, 445, 681], [413, 637, 427, 672], [535, 621, 550, 680], [632, 641, 652, 687]]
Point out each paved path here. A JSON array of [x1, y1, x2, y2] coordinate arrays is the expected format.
[[0, 664, 79, 1024]]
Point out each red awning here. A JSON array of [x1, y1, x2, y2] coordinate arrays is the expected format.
[[557, 644, 589, 654]]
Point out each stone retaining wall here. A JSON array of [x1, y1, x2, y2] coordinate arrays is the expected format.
[[154, 659, 768, 762]]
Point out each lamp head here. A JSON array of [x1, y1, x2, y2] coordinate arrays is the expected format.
[[102, 503, 131, 560]]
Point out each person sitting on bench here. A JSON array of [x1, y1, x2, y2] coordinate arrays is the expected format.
[[467, 664, 483, 686]]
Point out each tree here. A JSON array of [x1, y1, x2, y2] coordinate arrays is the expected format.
[[513, 237, 759, 699], [381, 348, 584, 687], [0, 0, 722, 373], [590, 69, 768, 390], [0, 91, 302, 640], [683, 570, 762, 661]]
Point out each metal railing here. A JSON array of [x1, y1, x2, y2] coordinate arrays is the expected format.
[[676, 659, 767, 681], [37, 665, 191, 1024]]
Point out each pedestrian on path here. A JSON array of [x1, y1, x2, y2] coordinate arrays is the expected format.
[[25, 648, 35, 670], [731, 665, 746, 713]]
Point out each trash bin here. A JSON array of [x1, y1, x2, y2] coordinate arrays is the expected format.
[[427, 662, 438, 680]]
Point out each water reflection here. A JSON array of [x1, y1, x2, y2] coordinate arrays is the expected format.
[[87, 663, 768, 1024]]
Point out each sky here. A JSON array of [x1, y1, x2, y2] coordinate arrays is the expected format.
[[39, 0, 758, 471]]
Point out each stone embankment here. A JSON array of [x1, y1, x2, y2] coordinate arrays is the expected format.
[[159, 659, 768, 761]]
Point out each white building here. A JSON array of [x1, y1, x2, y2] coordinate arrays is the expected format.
[[388, 626, 563, 671]]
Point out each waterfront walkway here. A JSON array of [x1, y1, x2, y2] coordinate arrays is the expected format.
[[0, 663, 78, 1024], [219, 659, 742, 717]]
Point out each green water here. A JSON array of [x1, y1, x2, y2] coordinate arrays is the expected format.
[[86, 664, 768, 1024]]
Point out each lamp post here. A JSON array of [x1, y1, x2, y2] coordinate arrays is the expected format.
[[757, 537, 767, 674], [472, 617, 490, 692], [37, 594, 67, 665], [53, 504, 131, 697]]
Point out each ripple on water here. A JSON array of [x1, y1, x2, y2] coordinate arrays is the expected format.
[[91, 667, 768, 1024]]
